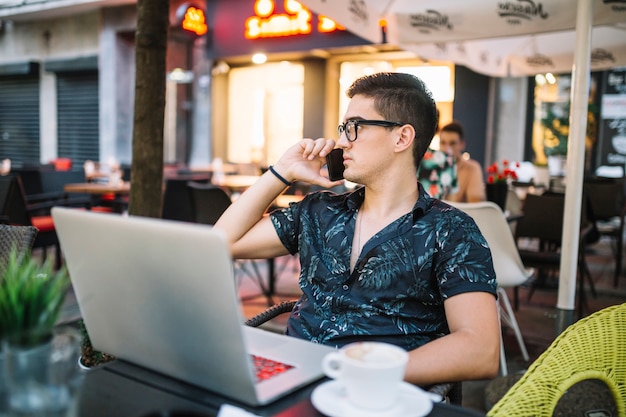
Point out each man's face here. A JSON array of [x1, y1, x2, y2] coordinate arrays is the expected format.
[[439, 130, 465, 160], [338, 95, 398, 183]]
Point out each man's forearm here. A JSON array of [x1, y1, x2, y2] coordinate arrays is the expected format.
[[213, 169, 290, 245], [403, 328, 500, 386]]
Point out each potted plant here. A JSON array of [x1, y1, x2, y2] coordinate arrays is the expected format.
[[485, 160, 518, 210], [541, 102, 569, 176], [0, 250, 70, 345], [540, 100, 599, 177], [77, 319, 115, 368], [0, 250, 72, 413], [532, 160, 550, 188]]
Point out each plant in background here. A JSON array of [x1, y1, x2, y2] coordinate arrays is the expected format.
[[542, 104, 570, 157], [0, 250, 70, 346], [486, 160, 519, 184], [541, 101, 599, 157], [78, 319, 115, 368]]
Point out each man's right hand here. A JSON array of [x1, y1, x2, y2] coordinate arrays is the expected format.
[[273, 138, 343, 189]]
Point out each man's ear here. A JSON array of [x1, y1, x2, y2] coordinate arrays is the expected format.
[[394, 124, 415, 153]]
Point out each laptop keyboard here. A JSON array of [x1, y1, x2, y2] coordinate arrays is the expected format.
[[251, 355, 294, 382]]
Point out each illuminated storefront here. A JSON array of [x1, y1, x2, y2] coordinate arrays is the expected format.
[[0, 0, 483, 170], [208, 0, 458, 168]]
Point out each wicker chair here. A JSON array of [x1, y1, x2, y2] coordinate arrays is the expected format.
[[487, 303, 626, 417], [0, 175, 62, 268], [0, 224, 38, 269], [244, 300, 462, 405]]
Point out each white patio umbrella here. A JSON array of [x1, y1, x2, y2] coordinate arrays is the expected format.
[[298, 0, 626, 77], [299, 0, 626, 332]]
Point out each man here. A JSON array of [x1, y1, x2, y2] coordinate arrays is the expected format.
[[439, 121, 486, 203], [214, 72, 499, 387]]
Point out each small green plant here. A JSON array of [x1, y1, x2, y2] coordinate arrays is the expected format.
[[0, 250, 70, 345], [78, 319, 115, 367]]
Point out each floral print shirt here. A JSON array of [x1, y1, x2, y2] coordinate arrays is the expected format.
[[269, 184, 496, 350], [418, 148, 457, 199]]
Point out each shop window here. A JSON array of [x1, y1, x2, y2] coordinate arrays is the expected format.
[[227, 62, 304, 166], [532, 73, 599, 173]]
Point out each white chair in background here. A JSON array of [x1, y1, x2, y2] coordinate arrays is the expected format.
[[447, 201, 533, 376]]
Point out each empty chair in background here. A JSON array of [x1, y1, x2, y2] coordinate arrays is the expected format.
[[0, 175, 61, 268], [515, 193, 596, 318], [161, 178, 208, 223], [186, 182, 232, 226], [583, 176, 626, 287], [447, 201, 532, 376], [187, 181, 272, 305]]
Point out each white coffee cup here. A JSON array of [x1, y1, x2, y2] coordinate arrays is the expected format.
[[321, 341, 409, 410]]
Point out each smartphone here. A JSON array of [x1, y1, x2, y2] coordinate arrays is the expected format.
[[326, 148, 345, 181]]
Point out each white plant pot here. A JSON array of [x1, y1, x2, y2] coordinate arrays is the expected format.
[[547, 155, 566, 177], [533, 165, 550, 187]]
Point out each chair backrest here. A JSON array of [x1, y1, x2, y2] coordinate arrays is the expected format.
[[516, 192, 597, 246], [583, 177, 625, 220], [0, 224, 37, 269], [448, 201, 532, 288], [515, 193, 565, 244], [487, 303, 626, 417], [0, 175, 33, 226], [187, 182, 232, 226], [161, 178, 200, 223], [10, 167, 44, 197], [40, 170, 86, 195], [504, 189, 523, 218]]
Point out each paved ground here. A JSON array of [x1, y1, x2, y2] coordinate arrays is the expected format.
[[56, 231, 626, 414]]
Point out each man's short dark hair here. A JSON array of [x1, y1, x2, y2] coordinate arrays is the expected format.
[[346, 72, 437, 169], [440, 121, 465, 141]]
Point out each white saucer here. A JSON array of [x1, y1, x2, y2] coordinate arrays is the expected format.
[[311, 380, 433, 417]]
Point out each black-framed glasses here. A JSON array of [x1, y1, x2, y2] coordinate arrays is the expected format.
[[337, 119, 405, 142]]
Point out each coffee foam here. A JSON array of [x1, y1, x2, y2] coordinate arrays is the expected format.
[[345, 343, 404, 364]]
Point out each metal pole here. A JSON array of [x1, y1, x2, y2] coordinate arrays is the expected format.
[[555, 0, 593, 335]]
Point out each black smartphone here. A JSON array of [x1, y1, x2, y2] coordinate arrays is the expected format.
[[326, 148, 345, 181]]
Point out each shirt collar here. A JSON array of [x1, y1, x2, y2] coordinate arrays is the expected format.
[[343, 182, 432, 221], [413, 182, 432, 220], [345, 186, 365, 211]]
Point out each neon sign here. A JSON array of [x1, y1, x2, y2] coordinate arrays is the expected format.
[[318, 15, 344, 33], [179, 4, 208, 37], [245, 0, 342, 39]]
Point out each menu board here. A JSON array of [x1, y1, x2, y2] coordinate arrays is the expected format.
[[598, 67, 626, 171]]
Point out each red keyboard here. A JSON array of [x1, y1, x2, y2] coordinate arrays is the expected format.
[[251, 355, 294, 382]]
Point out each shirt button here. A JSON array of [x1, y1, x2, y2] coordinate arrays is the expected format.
[[312, 340, 319, 344], [330, 316, 336, 321], [342, 284, 349, 290]]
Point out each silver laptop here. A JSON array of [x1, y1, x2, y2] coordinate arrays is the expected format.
[[52, 207, 334, 406]]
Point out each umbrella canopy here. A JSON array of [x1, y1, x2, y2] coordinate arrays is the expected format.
[[299, 0, 623, 331], [299, 0, 626, 77]]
